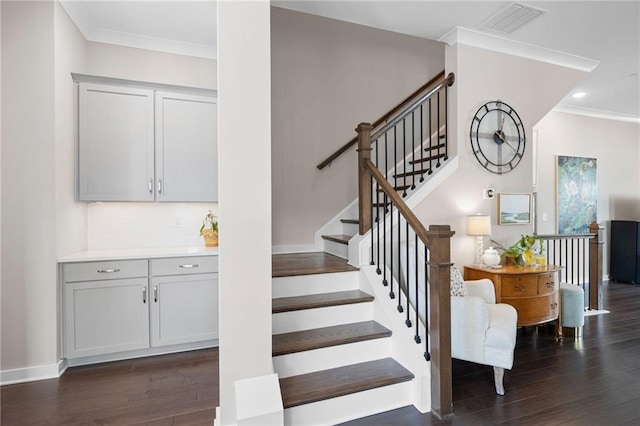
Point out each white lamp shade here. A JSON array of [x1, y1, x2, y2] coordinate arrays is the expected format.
[[467, 215, 492, 236]]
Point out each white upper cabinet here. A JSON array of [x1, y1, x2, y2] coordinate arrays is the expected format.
[[76, 75, 217, 202], [155, 92, 218, 202], [79, 83, 155, 201]]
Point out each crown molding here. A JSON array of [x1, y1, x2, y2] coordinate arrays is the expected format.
[[439, 26, 598, 73], [552, 104, 640, 124], [59, 1, 216, 60]]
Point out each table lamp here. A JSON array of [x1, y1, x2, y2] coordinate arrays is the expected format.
[[468, 214, 492, 265]]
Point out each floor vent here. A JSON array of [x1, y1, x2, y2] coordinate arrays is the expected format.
[[479, 2, 546, 34]]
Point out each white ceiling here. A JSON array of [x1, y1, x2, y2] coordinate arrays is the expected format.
[[61, 1, 639, 121]]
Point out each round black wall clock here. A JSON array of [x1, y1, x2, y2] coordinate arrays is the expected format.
[[469, 100, 525, 174]]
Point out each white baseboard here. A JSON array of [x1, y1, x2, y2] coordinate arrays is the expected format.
[[1, 359, 67, 386]]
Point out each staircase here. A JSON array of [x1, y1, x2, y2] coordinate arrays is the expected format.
[[272, 253, 418, 425], [271, 70, 456, 423]]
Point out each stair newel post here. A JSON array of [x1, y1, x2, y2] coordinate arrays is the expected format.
[[589, 221, 604, 310], [356, 123, 374, 235], [427, 224, 454, 419]]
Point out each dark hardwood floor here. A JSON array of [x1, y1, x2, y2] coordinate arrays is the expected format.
[[0, 348, 218, 426], [1, 281, 638, 425], [341, 281, 640, 425]]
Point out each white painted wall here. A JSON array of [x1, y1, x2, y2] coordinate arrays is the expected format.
[[1, 0, 58, 372], [534, 111, 640, 274], [271, 7, 444, 248], [218, 1, 274, 424], [413, 43, 588, 268], [55, 1, 87, 258]]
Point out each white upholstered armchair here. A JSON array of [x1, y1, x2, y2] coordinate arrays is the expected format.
[[451, 278, 518, 395]]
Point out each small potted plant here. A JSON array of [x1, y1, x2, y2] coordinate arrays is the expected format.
[[200, 210, 218, 247], [491, 235, 544, 267]]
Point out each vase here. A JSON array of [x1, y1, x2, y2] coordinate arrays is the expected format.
[[202, 229, 218, 247], [482, 247, 501, 267]]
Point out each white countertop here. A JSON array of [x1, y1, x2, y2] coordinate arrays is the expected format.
[[59, 246, 219, 263]]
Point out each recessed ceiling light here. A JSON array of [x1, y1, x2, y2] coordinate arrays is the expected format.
[[572, 92, 587, 99]]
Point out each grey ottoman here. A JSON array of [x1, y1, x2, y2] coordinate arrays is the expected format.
[[560, 283, 585, 337]]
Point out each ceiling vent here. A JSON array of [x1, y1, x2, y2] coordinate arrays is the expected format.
[[479, 2, 546, 34]]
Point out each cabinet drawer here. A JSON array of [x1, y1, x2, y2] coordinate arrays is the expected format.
[[150, 256, 218, 276], [63, 260, 148, 282], [506, 292, 559, 326], [501, 275, 538, 297], [537, 273, 557, 294]]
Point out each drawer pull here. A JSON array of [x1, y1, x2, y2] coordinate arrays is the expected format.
[[143, 286, 147, 304], [154, 286, 158, 303], [179, 264, 199, 268], [515, 284, 527, 292], [97, 268, 120, 273], [550, 302, 558, 309], [546, 282, 555, 288]]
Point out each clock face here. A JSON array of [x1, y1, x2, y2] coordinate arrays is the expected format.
[[470, 100, 525, 174]]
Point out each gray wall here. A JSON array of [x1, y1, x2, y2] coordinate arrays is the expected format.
[[271, 7, 444, 248]]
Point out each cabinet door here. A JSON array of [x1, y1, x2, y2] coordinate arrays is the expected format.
[[64, 278, 150, 358], [150, 273, 219, 347], [79, 83, 155, 201], [155, 92, 218, 202]]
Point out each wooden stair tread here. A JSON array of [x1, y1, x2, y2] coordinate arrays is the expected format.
[[272, 253, 358, 277], [280, 358, 414, 408], [424, 142, 446, 151], [272, 290, 374, 313], [321, 234, 351, 245], [377, 184, 411, 192], [272, 321, 391, 356], [393, 168, 431, 178], [340, 219, 359, 224], [409, 153, 446, 165]]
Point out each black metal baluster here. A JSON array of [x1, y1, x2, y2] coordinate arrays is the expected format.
[[375, 138, 381, 274], [414, 232, 421, 343], [411, 111, 416, 190], [402, 119, 407, 197], [583, 238, 587, 285], [559, 240, 564, 281], [389, 198, 395, 299], [382, 132, 388, 287], [428, 98, 433, 175], [419, 104, 425, 182], [370, 171, 375, 266], [424, 245, 430, 361], [444, 86, 449, 161], [436, 91, 441, 168], [396, 209, 402, 310], [405, 224, 412, 327]]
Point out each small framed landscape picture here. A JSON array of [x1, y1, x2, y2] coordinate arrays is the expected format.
[[498, 193, 532, 225]]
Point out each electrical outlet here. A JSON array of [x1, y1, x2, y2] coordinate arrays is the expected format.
[[172, 215, 184, 228], [483, 188, 495, 199]]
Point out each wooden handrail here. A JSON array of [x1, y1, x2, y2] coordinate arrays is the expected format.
[[364, 159, 431, 246], [317, 70, 447, 170]]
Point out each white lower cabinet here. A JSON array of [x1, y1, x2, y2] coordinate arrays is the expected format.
[[62, 255, 218, 364], [64, 278, 150, 358], [150, 273, 219, 347]]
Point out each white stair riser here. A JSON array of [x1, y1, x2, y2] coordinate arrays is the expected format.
[[342, 222, 359, 237], [323, 239, 349, 259], [272, 303, 373, 334], [274, 338, 391, 378], [272, 271, 358, 298], [284, 380, 413, 426]]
